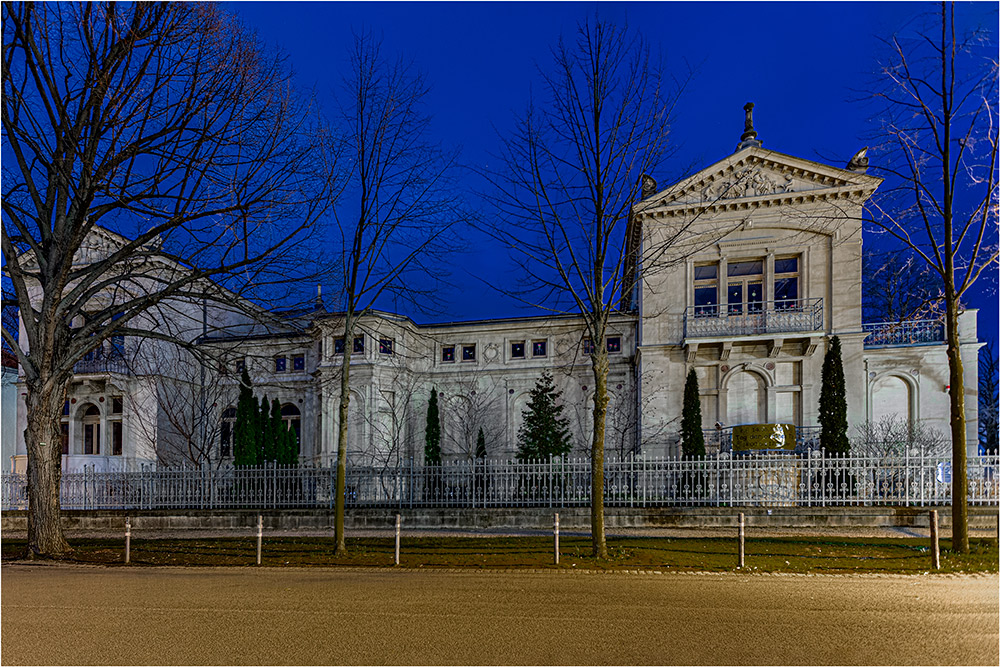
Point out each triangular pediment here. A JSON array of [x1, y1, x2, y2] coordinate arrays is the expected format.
[[637, 146, 881, 213]]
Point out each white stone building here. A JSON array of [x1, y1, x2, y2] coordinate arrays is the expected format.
[[11, 130, 981, 472]]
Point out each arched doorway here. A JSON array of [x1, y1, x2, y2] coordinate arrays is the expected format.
[[280, 403, 301, 443], [871, 375, 912, 424], [726, 371, 764, 425]]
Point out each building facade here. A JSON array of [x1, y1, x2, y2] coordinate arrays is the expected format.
[[12, 134, 981, 472]]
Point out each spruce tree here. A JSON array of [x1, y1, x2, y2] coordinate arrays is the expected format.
[[819, 335, 850, 454], [424, 388, 441, 465], [681, 368, 706, 458], [475, 427, 487, 459], [233, 368, 259, 467], [517, 372, 572, 461]]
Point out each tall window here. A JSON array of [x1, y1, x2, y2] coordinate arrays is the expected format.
[[774, 256, 800, 309], [109, 397, 123, 456], [280, 404, 301, 442], [727, 260, 764, 315], [693, 264, 719, 316], [220, 407, 237, 458], [82, 404, 100, 455]]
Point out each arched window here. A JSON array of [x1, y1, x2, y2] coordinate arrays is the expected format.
[[280, 404, 301, 442], [220, 407, 237, 458], [82, 403, 101, 455], [872, 375, 911, 425], [726, 371, 764, 425]]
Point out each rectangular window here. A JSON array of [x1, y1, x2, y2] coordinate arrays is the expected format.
[[236, 358, 245, 373], [220, 421, 232, 458], [728, 260, 764, 277], [334, 338, 345, 354], [353, 336, 365, 354], [774, 256, 800, 309], [510, 341, 525, 358], [379, 338, 394, 355], [61, 423, 69, 455], [606, 337, 621, 353], [112, 422, 123, 456], [84, 423, 99, 455], [694, 262, 719, 316], [274, 356, 287, 372], [63, 401, 70, 416], [462, 344, 476, 361], [292, 354, 305, 371], [727, 259, 764, 315], [583, 339, 594, 355], [532, 340, 547, 357], [111, 397, 123, 414], [442, 345, 455, 362]]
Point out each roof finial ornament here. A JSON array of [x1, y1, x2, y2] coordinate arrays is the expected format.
[[736, 101, 763, 152]]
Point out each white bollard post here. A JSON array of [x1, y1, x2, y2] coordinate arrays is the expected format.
[[394, 514, 401, 566], [554, 513, 560, 565], [930, 510, 940, 570], [738, 513, 745, 569], [124, 517, 131, 564], [256, 514, 263, 566]]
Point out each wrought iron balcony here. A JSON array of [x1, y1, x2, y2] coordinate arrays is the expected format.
[[684, 298, 823, 338], [863, 319, 945, 348], [73, 352, 130, 375]]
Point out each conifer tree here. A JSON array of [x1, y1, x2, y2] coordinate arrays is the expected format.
[[819, 336, 850, 454], [267, 398, 283, 463], [425, 388, 441, 465], [475, 427, 487, 459], [681, 369, 706, 458], [517, 372, 572, 461], [233, 368, 259, 467], [259, 397, 274, 462]]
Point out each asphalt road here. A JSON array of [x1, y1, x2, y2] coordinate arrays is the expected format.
[[2, 565, 997, 665]]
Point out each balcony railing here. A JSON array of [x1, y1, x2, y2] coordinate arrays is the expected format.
[[73, 352, 130, 375], [863, 320, 945, 348], [684, 298, 823, 338]]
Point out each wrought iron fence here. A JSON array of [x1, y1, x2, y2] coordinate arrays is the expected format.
[[863, 320, 945, 347], [2, 453, 997, 511], [684, 297, 823, 338]]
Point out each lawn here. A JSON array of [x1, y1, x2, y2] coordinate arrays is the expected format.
[[2, 535, 997, 573]]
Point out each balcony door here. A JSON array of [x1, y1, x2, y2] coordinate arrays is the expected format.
[[727, 260, 763, 315]]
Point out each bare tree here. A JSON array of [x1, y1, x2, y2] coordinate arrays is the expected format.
[[1, 3, 331, 557], [862, 248, 941, 322], [483, 18, 686, 558], [864, 1, 998, 552], [852, 415, 949, 458], [328, 33, 465, 555]]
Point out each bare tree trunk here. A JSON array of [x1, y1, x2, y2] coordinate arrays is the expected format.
[[590, 347, 609, 559], [24, 379, 71, 558], [333, 316, 355, 555], [944, 293, 969, 553]]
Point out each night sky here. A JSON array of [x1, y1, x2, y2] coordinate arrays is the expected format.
[[226, 1, 998, 346]]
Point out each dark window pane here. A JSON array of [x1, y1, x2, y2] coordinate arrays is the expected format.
[[694, 286, 717, 306], [694, 264, 718, 280], [275, 356, 286, 372], [607, 337, 621, 353], [61, 423, 69, 455], [728, 260, 763, 277], [334, 338, 345, 354], [353, 336, 365, 353], [63, 401, 70, 416], [747, 282, 764, 312], [236, 359, 245, 372], [583, 339, 594, 355], [442, 346, 454, 362], [221, 421, 231, 457], [775, 277, 799, 306], [511, 342, 524, 358], [532, 341, 547, 357], [112, 397, 123, 414], [85, 404, 100, 416], [379, 338, 394, 355], [112, 422, 123, 456], [774, 257, 798, 274], [292, 354, 305, 370], [463, 345, 476, 361], [280, 403, 300, 417], [109, 335, 125, 356]]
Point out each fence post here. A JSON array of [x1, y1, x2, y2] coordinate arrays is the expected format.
[[272, 461, 277, 509], [738, 512, 745, 569], [929, 509, 940, 570], [256, 513, 263, 566], [820, 449, 826, 508], [395, 513, 401, 566], [124, 516, 131, 564], [554, 512, 560, 565], [549, 455, 553, 509]]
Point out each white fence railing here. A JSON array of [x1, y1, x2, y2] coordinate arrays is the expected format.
[[2, 453, 997, 511]]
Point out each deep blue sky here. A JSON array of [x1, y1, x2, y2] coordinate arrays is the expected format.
[[228, 1, 998, 344]]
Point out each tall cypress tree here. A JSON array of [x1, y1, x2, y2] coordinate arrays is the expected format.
[[819, 335, 850, 454], [681, 368, 706, 458], [475, 427, 487, 459], [517, 372, 572, 461], [425, 388, 441, 465], [267, 398, 283, 463], [233, 368, 259, 467]]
